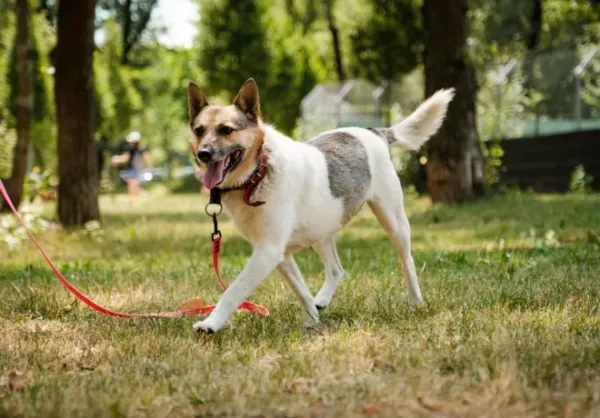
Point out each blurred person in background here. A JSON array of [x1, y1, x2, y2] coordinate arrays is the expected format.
[[110, 131, 150, 197]]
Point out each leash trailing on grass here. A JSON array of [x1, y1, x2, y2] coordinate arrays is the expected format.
[[0, 179, 269, 320]]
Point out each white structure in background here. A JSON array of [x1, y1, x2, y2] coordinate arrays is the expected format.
[[299, 77, 424, 141]]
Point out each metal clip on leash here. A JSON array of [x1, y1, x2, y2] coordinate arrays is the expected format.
[[205, 188, 223, 241]]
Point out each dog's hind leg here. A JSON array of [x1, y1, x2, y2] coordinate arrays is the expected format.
[[313, 238, 345, 310], [277, 255, 320, 326], [368, 179, 423, 306]]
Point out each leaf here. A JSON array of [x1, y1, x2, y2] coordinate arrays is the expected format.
[[2, 371, 24, 391], [178, 299, 205, 311], [361, 404, 380, 414]]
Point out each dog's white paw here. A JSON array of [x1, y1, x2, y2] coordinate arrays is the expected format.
[[193, 318, 218, 334], [314, 295, 330, 311]]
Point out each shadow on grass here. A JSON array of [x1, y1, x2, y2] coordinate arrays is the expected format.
[[101, 211, 220, 226]]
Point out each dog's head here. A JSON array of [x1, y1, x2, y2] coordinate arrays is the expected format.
[[188, 78, 265, 189]]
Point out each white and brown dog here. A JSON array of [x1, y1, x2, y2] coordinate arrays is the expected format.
[[188, 78, 454, 333]]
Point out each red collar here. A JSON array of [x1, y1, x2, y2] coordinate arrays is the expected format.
[[221, 148, 268, 207]]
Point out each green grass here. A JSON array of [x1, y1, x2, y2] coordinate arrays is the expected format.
[[1, 191, 600, 417]]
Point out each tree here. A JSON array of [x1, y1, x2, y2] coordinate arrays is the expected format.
[[323, 0, 345, 82], [422, 0, 482, 203], [350, 0, 421, 85], [94, 19, 142, 141], [1, 0, 33, 212], [8, 22, 55, 170], [54, 0, 99, 227], [98, 0, 159, 65], [198, 0, 271, 97], [285, 0, 347, 82], [198, 0, 315, 133]]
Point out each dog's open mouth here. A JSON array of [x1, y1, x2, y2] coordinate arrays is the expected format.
[[202, 149, 244, 189]]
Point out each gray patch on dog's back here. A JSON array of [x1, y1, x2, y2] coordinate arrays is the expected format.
[[366, 127, 396, 145], [308, 132, 371, 222]]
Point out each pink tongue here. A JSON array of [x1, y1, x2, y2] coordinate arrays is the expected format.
[[202, 160, 225, 189]]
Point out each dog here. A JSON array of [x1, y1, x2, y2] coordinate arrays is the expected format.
[[188, 78, 454, 333]]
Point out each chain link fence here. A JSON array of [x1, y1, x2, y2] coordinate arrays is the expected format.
[[480, 47, 600, 140]]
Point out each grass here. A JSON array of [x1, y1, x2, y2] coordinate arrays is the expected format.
[[1, 190, 600, 417]]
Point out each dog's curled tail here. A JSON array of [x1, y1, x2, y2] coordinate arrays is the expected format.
[[388, 88, 455, 151]]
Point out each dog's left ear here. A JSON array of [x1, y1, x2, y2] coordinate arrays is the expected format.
[[233, 78, 260, 121]]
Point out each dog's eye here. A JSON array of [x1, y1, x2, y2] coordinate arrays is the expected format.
[[217, 126, 234, 136], [194, 126, 205, 137]]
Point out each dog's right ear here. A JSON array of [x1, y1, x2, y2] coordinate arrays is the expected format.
[[188, 82, 209, 124]]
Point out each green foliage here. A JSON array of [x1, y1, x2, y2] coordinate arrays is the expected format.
[[569, 164, 594, 194], [469, 0, 530, 66], [4, 7, 56, 171], [197, 0, 317, 134], [198, 0, 271, 98], [0, 0, 14, 122], [0, 2, 15, 179], [349, 0, 422, 84], [7, 33, 50, 124], [261, 23, 317, 133], [482, 140, 503, 186], [30, 11, 56, 170], [0, 122, 16, 179], [98, 0, 160, 64], [581, 47, 600, 114], [23, 167, 57, 203], [95, 19, 142, 142], [133, 46, 201, 171], [477, 69, 541, 141]]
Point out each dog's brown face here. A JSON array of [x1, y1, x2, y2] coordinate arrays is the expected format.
[[188, 78, 265, 189]]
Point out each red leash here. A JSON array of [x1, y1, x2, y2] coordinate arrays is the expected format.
[[0, 179, 268, 319]]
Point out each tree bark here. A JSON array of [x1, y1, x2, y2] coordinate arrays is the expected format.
[[423, 0, 480, 203], [1, 0, 33, 212], [523, 0, 542, 95], [324, 0, 346, 82], [54, 0, 100, 227]]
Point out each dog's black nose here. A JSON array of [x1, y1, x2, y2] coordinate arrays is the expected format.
[[197, 149, 213, 163]]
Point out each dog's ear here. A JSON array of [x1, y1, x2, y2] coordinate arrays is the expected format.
[[233, 78, 260, 121], [188, 82, 209, 124]]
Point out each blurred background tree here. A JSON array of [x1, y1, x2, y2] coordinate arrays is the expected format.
[[54, 0, 99, 226], [1, 0, 33, 212]]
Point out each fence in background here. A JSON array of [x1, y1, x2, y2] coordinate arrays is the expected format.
[[495, 129, 600, 192]]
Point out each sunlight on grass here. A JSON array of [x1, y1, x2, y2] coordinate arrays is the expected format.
[[1, 191, 600, 416]]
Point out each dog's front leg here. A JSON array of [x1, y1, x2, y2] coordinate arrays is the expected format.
[[193, 245, 283, 333]]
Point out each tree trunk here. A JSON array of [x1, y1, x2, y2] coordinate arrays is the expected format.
[[54, 0, 100, 227], [1, 0, 33, 212], [423, 0, 481, 203], [523, 0, 542, 95], [324, 0, 346, 82], [121, 0, 133, 64]]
